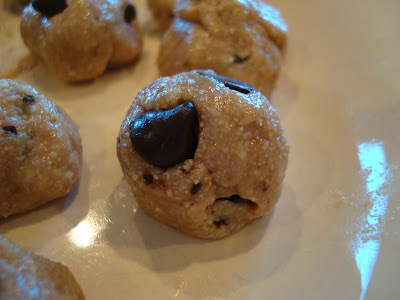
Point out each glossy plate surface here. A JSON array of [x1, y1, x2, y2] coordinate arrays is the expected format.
[[1, 0, 400, 299]]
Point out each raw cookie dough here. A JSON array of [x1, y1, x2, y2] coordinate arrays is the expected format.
[[117, 70, 289, 239], [0, 79, 82, 218], [0, 235, 85, 299], [146, 0, 176, 31], [21, 0, 143, 82], [158, 0, 288, 98]]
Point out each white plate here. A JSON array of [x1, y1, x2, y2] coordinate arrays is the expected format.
[[1, 0, 400, 299]]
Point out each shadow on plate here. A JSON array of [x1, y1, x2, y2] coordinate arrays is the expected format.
[[0, 162, 91, 241], [103, 178, 302, 297], [271, 71, 299, 118], [19, 62, 141, 102]]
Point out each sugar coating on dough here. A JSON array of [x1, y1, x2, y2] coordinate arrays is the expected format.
[[0, 235, 85, 299], [158, 0, 288, 98], [146, 0, 176, 31], [117, 70, 289, 239], [21, 0, 143, 82], [0, 79, 82, 218]]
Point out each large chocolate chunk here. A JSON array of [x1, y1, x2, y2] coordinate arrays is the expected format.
[[32, 0, 67, 18], [130, 102, 199, 170]]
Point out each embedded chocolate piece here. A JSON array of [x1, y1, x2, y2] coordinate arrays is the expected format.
[[2, 126, 18, 135], [130, 101, 199, 169], [32, 0, 67, 17], [124, 4, 136, 23], [196, 71, 255, 95], [190, 182, 202, 195], [216, 195, 255, 205], [23, 95, 35, 104], [143, 173, 153, 184], [233, 55, 249, 64], [214, 219, 228, 227]]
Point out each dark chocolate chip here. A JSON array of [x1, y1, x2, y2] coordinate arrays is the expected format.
[[214, 219, 228, 227], [223, 80, 254, 95], [130, 102, 199, 170], [216, 195, 255, 205], [23, 95, 35, 104], [2, 126, 18, 135], [190, 183, 202, 195], [32, 0, 67, 18], [233, 55, 249, 64], [196, 71, 255, 95], [143, 173, 153, 184], [124, 4, 136, 23]]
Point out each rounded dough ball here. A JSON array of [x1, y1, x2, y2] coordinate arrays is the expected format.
[[0, 235, 85, 299], [0, 79, 82, 218], [21, 0, 143, 82], [146, 0, 176, 31], [158, 0, 288, 98], [117, 70, 289, 239]]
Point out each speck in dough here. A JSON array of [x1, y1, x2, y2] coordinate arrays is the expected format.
[[0, 79, 82, 218], [117, 70, 289, 239], [21, 0, 143, 82], [158, 0, 288, 98]]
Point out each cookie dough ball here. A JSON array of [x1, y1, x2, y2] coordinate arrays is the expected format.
[[158, 0, 288, 98], [0, 79, 82, 218], [117, 70, 289, 239], [0, 235, 85, 299], [147, 0, 176, 31], [21, 0, 143, 82]]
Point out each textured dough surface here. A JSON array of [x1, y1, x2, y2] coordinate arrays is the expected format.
[[158, 0, 288, 98], [0, 235, 85, 300], [117, 70, 289, 239], [20, 0, 143, 82], [147, 0, 176, 31], [0, 79, 82, 218]]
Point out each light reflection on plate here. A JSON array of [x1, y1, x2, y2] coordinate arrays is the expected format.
[[353, 140, 392, 300]]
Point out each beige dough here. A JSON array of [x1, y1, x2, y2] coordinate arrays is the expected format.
[[158, 0, 288, 98], [0, 235, 85, 299], [146, 0, 176, 31], [0, 79, 82, 218], [117, 70, 289, 239], [21, 0, 143, 82]]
